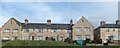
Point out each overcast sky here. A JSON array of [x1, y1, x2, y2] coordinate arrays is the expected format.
[[0, 0, 119, 28]]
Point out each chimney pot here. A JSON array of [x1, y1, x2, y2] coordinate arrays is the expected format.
[[47, 19, 51, 25], [116, 20, 120, 25], [100, 21, 105, 26], [70, 19, 73, 26], [25, 19, 28, 25]]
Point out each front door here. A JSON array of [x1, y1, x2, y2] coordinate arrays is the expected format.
[[32, 36, 34, 40]]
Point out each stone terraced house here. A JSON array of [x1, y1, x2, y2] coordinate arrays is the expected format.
[[0, 16, 94, 42], [94, 20, 120, 43]]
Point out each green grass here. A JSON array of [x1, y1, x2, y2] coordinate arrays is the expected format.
[[2, 40, 78, 46], [2, 40, 120, 48]]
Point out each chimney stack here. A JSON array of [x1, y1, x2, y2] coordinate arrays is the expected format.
[[100, 21, 105, 26], [116, 20, 120, 25], [25, 19, 28, 25], [47, 19, 51, 25], [70, 19, 73, 26]]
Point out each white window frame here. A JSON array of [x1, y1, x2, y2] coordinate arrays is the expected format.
[[32, 28, 35, 32], [52, 29, 57, 32], [67, 29, 71, 33], [118, 28, 120, 32], [113, 28, 115, 31], [76, 35, 82, 40], [4, 29, 10, 32], [24, 36, 29, 40], [13, 29, 18, 32], [76, 27, 82, 32], [38, 29, 43, 32], [85, 35, 90, 40], [24, 29, 29, 32], [105, 28, 109, 32], [85, 27, 90, 32], [45, 29, 48, 32], [38, 36, 43, 40]]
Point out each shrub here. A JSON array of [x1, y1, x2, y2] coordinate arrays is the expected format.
[[83, 40, 86, 45], [64, 38, 71, 43], [46, 37, 55, 41], [51, 37, 55, 41], [85, 39, 90, 43], [94, 37, 102, 44], [96, 39, 102, 44], [91, 40, 96, 43]]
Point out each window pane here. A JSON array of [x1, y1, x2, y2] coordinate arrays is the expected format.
[[118, 35, 120, 40], [52, 29, 57, 32], [13, 29, 18, 32], [24, 36, 29, 40], [76, 27, 82, 32], [4, 29, 10, 32], [24, 29, 29, 32], [32, 29, 34, 32], [45, 29, 48, 32], [38, 36, 43, 40], [38, 29, 43, 32], [105, 28, 109, 32], [76, 35, 82, 40], [85, 35, 90, 39], [67, 30, 71, 33], [85, 27, 90, 32], [113, 28, 115, 31], [58, 29, 62, 32], [118, 28, 120, 32]]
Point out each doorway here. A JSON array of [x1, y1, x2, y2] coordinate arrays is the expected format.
[[29, 33, 36, 40], [32, 36, 34, 40]]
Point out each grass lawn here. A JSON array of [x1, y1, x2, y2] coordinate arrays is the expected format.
[[2, 40, 120, 48], [2, 40, 78, 46]]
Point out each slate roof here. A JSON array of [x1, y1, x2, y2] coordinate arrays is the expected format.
[[11, 18, 72, 29], [99, 24, 120, 28], [21, 23, 72, 29], [11, 18, 21, 26]]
